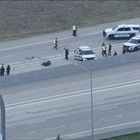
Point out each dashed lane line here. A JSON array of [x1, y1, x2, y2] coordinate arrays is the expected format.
[[44, 119, 140, 140], [6, 79, 140, 109], [9, 42, 123, 67]]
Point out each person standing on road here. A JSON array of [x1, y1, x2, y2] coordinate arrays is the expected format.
[[113, 51, 117, 56], [54, 38, 58, 50], [102, 42, 107, 57], [108, 43, 112, 56], [64, 48, 69, 60], [122, 48, 125, 54], [1, 64, 5, 76], [72, 24, 77, 36], [102, 43, 105, 57], [6, 65, 11, 75], [56, 134, 61, 140]]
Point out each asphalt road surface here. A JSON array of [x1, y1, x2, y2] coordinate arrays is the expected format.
[[1, 61, 140, 140], [0, 18, 140, 74], [0, 18, 140, 140]]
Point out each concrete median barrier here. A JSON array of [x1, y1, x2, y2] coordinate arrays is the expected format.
[[0, 51, 140, 87]]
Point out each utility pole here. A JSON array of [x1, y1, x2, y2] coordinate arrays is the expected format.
[[0, 94, 5, 140], [75, 63, 94, 139]]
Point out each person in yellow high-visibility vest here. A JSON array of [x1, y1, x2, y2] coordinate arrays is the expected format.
[[54, 38, 58, 50], [72, 24, 77, 36], [102, 42, 107, 57]]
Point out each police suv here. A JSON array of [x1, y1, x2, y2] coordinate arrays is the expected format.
[[103, 24, 140, 40], [123, 35, 140, 52], [74, 46, 96, 61]]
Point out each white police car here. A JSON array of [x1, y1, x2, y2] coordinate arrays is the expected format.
[[103, 24, 140, 40], [74, 46, 96, 61], [123, 35, 140, 52]]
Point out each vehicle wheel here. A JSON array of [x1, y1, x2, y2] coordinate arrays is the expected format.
[[134, 47, 137, 51], [108, 35, 114, 40], [130, 34, 135, 38], [81, 57, 83, 61]]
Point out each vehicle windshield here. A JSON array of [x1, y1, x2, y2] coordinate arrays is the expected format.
[[81, 50, 94, 55], [112, 26, 118, 30], [128, 39, 139, 44]]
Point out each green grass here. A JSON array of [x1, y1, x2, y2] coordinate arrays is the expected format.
[[101, 132, 140, 140], [1, 1, 140, 42]]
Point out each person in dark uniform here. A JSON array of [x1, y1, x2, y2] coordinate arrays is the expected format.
[[6, 65, 11, 75], [122, 48, 125, 54], [108, 43, 112, 56], [54, 38, 58, 49], [1, 64, 5, 76], [64, 48, 69, 60], [113, 51, 117, 56], [56, 134, 61, 140]]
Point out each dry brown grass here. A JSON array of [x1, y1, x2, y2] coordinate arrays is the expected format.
[[1, 1, 140, 41]]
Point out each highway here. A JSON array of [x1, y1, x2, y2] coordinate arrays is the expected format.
[[1, 61, 140, 140], [0, 18, 140, 140], [0, 18, 140, 74]]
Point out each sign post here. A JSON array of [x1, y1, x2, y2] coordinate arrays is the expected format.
[[0, 133, 2, 140], [0, 94, 5, 140]]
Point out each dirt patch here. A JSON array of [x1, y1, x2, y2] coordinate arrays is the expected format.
[[1, 1, 140, 41]]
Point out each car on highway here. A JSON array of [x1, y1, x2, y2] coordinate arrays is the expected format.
[[74, 46, 96, 61], [103, 24, 140, 40], [123, 35, 140, 52]]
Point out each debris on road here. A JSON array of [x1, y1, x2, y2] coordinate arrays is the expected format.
[[42, 60, 51, 66]]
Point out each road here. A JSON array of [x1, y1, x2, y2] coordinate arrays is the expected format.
[[1, 61, 140, 140], [0, 18, 140, 140], [1, 18, 140, 74]]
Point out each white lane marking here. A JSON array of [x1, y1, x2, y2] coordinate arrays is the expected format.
[[29, 131, 36, 134], [4, 68, 140, 99], [0, 39, 123, 66], [6, 80, 140, 109], [0, 54, 14, 59], [78, 31, 102, 37], [27, 116, 65, 125], [8, 42, 124, 67], [117, 114, 123, 117], [5, 76, 140, 99], [95, 120, 140, 131], [44, 130, 91, 140], [27, 119, 47, 125], [99, 106, 118, 111], [0, 31, 102, 52], [44, 120, 140, 140]]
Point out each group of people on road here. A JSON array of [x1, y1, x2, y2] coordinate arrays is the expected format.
[[102, 42, 115, 57], [53, 24, 77, 59], [101, 42, 125, 57], [53, 24, 77, 49], [53, 24, 126, 61], [0, 64, 11, 76]]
